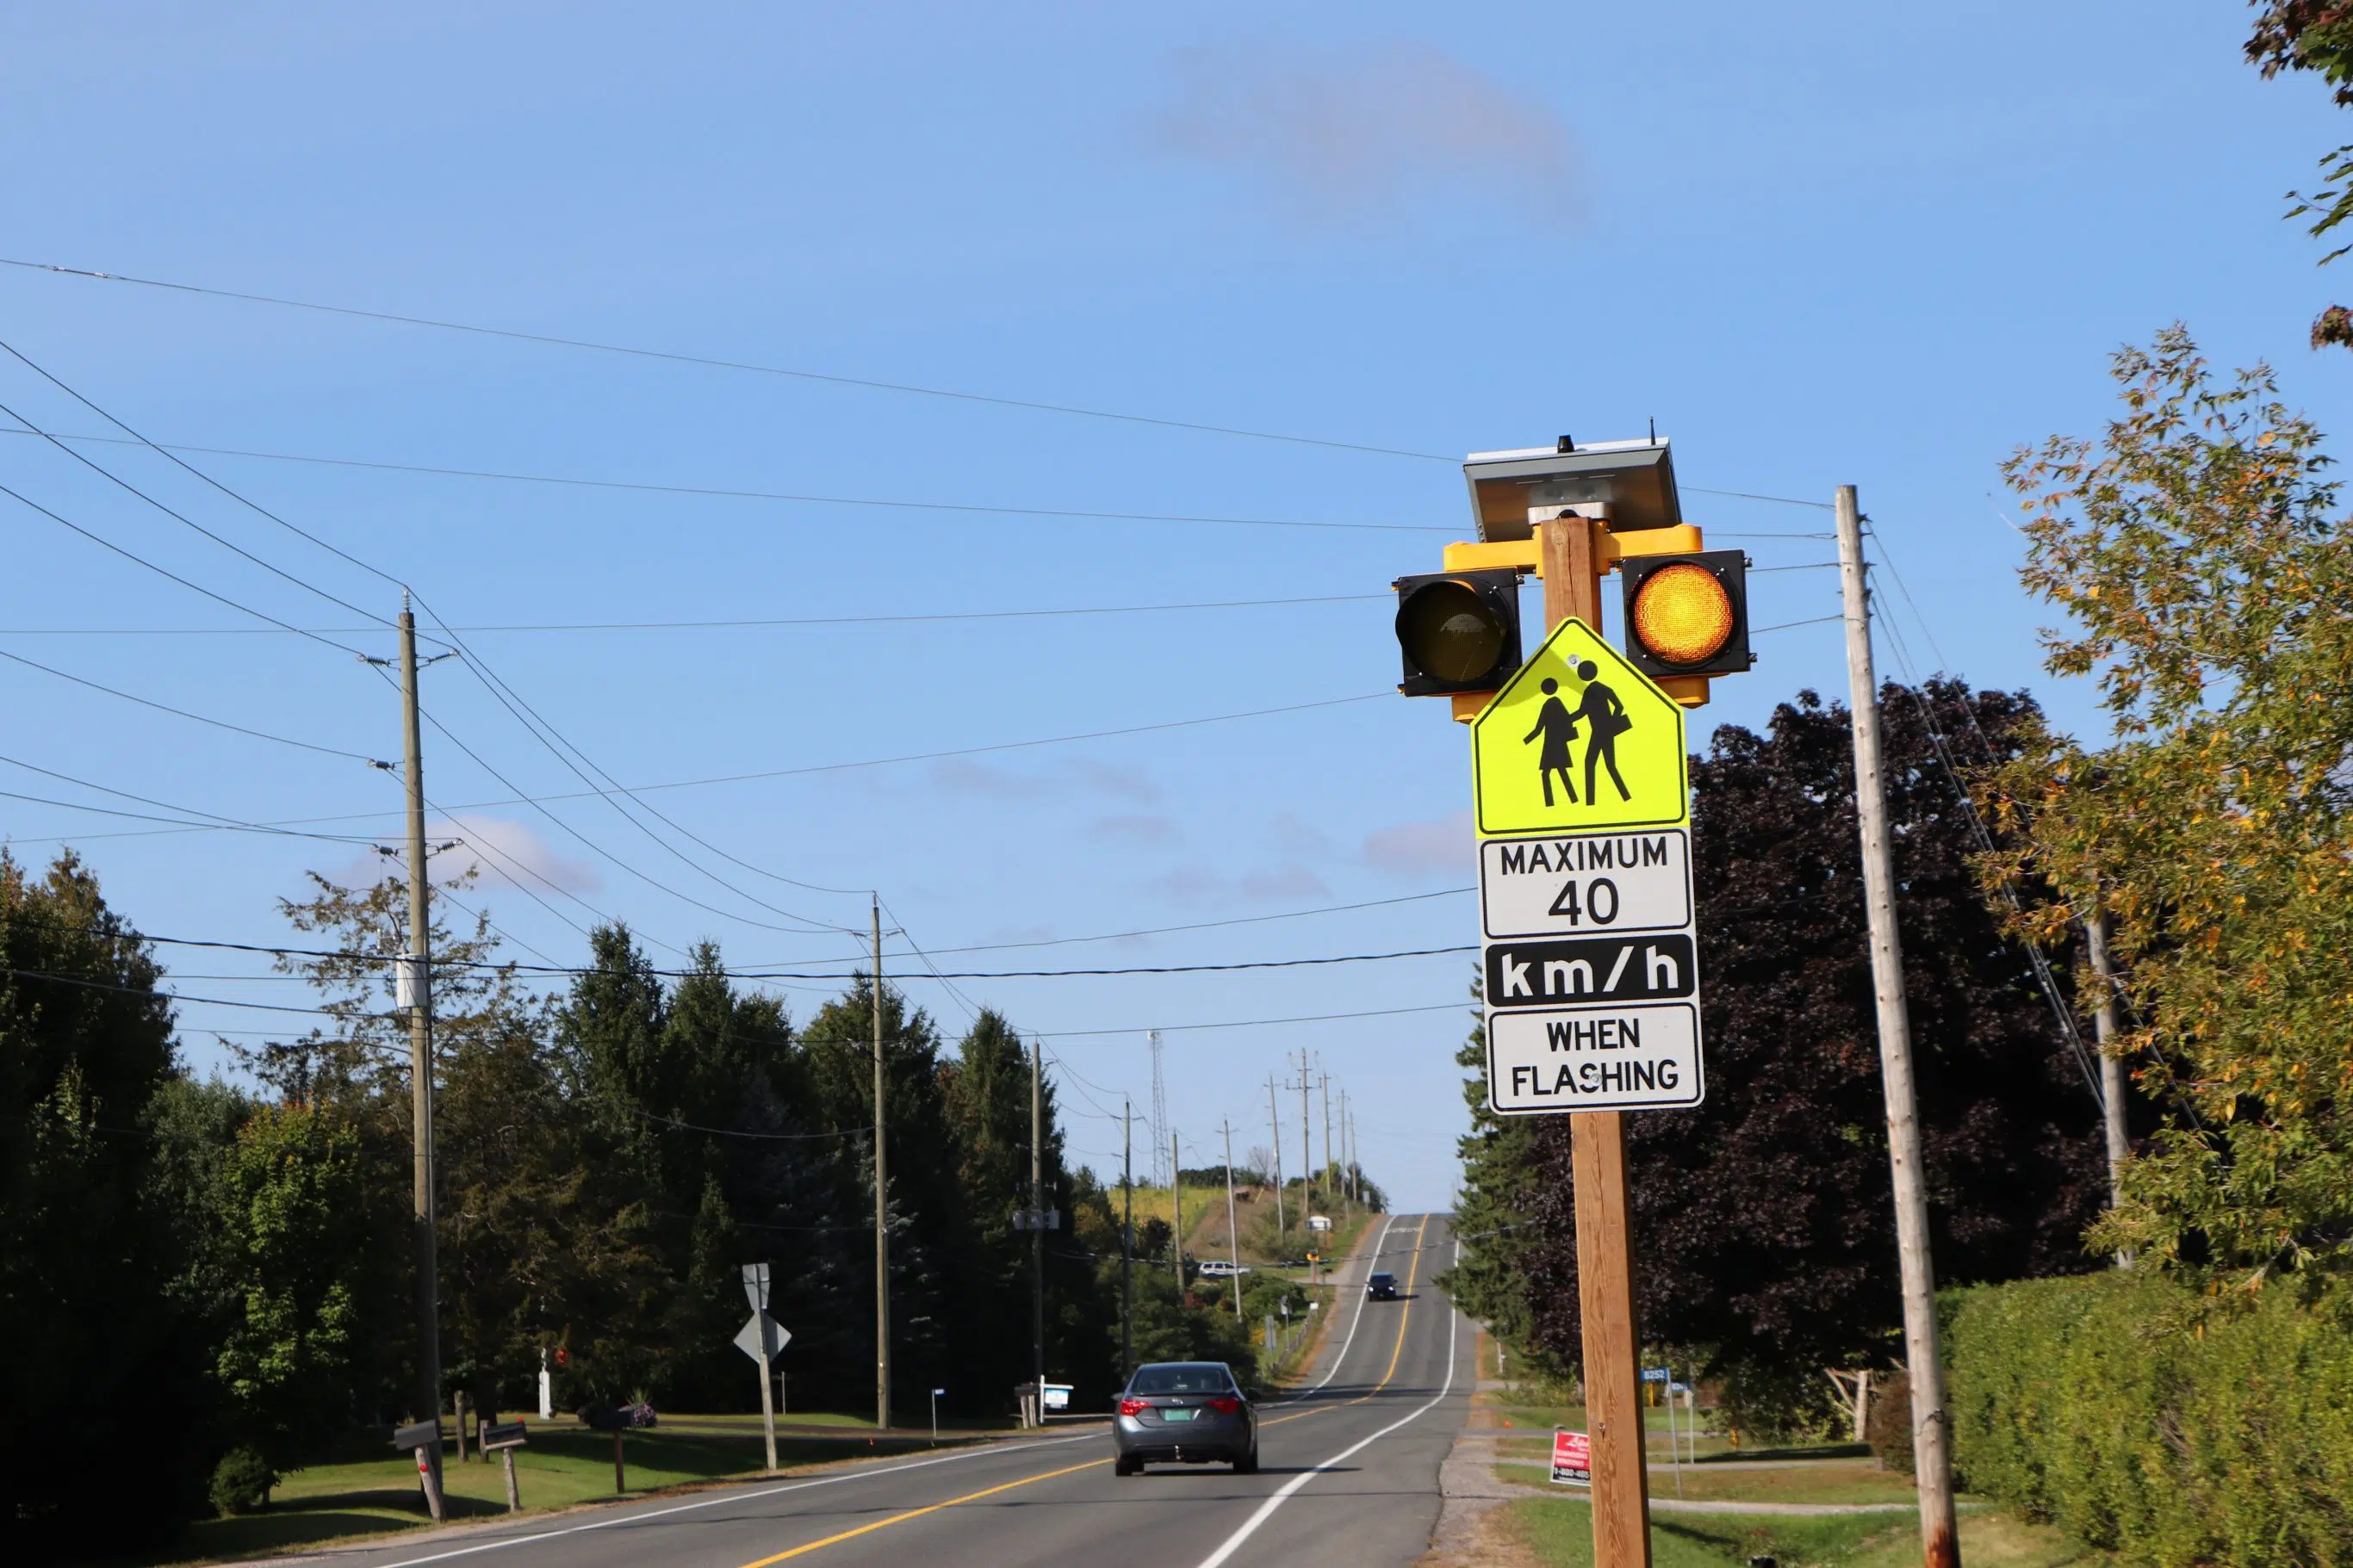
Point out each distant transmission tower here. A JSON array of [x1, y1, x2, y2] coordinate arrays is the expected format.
[[1148, 1030, 1171, 1187]]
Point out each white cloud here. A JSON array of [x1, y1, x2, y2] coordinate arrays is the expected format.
[[1362, 809, 1473, 877], [1151, 41, 1578, 227], [437, 815, 600, 895]]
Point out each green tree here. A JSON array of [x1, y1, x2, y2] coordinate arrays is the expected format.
[[0, 852, 211, 1553], [798, 975, 962, 1414], [214, 1104, 375, 1469], [1992, 328, 2353, 1289]]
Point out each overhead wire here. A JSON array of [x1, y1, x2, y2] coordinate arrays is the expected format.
[[5, 259, 1864, 514], [0, 753, 379, 846], [0, 427, 1453, 535], [400, 594, 866, 925], [0, 257, 1451, 463], [1857, 526, 2104, 1105], [0, 381, 395, 634], [0, 645, 382, 763], [10, 343, 869, 937], [0, 480, 375, 660], [0, 592, 1388, 635]]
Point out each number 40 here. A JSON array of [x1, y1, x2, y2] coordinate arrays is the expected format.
[[1548, 877, 1620, 926]]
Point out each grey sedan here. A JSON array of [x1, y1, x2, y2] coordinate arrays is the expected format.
[[1111, 1360, 1257, 1474]]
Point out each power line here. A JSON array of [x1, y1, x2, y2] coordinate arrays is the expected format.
[[0, 481, 375, 659], [0, 427, 1454, 536], [0, 689, 1397, 851], [1037, 1000, 1468, 1038], [0, 259, 1859, 514], [742, 885, 1478, 964], [0, 784, 373, 843], [12, 344, 866, 933], [0, 646, 382, 763], [815, 943, 1473, 982], [0, 753, 379, 846], [407, 589, 872, 916], [0, 593, 1391, 636], [400, 679, 840, 939], [0, 256, 1452, 463], [0, 381, 393, 632], [0, 338, 413, 600], [1858, 532, 2103, 1105]]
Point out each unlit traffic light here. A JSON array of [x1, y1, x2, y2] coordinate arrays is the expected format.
[[1392, 568, 1523, 697]]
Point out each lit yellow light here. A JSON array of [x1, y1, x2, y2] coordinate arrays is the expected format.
[[1631, 563, 1734, 666]]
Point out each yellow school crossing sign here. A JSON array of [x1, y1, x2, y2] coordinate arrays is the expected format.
[[1471, 618, 1689, 837]]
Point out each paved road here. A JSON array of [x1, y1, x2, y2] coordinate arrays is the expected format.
[[301, 1213, 1469, 1568]]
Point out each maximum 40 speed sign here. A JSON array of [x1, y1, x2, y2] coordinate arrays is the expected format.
[[1479, 830, 1691, 940]]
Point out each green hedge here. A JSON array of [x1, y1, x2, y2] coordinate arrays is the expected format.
[[1946, 1272, 2353, 1566]]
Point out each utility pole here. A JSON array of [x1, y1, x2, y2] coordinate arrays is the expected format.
[[398, 596, 444, 1522], [1835, 485, 1959, 1568], [1536, 511, 1651, 1568], [1266, 1075, 1286, 1240], [2086, 913, 2132, 1267], [872, 897, 891, 1432], [1338, 1088, 1350, 1206], [1290, 1054, 1314, 1217], [1030, 1038, 1046, 1404], [1170, 1131, 1183, 1290], [1222, 1119, 1243, 1317], [1348, 1104, 1359, 1205], [1121, 1099, 1133, 1379], [1319, 1067, 1333, 1199]]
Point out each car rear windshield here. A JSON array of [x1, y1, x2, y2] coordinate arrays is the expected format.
[[1128, 1364, 1232, 1395]]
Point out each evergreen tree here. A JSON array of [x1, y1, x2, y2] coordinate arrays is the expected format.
[[0, 852, 212, 1554]]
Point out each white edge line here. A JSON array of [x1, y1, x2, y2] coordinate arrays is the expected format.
[[357, 1431, 1094, 1568], [1301, 1212, 1396, 1397], [1194, 1224, 1462, 1568]]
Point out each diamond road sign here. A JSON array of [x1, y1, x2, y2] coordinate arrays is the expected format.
[[735, 1311, 791, 1363]]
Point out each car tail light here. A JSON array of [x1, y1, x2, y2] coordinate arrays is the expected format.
[[1118, 1398, 1149, 1416], [1208, 1396, 1241, 1415]]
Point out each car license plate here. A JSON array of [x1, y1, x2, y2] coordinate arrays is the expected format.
[[1163, 1407, 1196, 1422]]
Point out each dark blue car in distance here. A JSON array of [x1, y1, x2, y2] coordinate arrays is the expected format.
[[1111, 1360, 1257, 1475]]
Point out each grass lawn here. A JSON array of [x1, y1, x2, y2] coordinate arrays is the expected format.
[[1509, 1496, 2109, 1568], [137, 1423, 978, 1566]]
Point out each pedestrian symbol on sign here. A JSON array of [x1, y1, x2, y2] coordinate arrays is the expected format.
[[1473, 618, 1687, 837]]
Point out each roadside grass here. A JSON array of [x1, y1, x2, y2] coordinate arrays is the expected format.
[[1496, 1458, 1917, 1508], [130, 1423, 974, 1567], [1508, 1496, 2107, 1568]]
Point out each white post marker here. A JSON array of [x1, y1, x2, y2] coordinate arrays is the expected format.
[[733, 1305, 791, 1473], [930, 1388, 944, 1443]]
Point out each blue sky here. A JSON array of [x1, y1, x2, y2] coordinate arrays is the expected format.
[[1, 2, 2344, 1208]]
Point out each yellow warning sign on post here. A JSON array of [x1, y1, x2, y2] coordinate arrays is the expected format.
[[1471, 618, 1689, 837]]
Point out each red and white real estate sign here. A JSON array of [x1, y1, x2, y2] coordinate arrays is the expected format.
[[1549, 1428, 1592, 1485]]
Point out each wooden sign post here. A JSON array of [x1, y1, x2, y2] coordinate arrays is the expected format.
[[1544, 516, 1654, 1568]]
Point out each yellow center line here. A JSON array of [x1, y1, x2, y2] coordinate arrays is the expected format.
[[735, 1457, 1107, 1567], [1263, 1211, 1433, 1427]]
